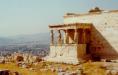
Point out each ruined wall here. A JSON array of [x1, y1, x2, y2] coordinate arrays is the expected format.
[[50, 45, 77, 58], [64, 11, 118, 59], [47, 45, 79, 64], [45, 44, 86, 64]]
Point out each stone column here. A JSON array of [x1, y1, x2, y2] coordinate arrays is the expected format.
[[63, 30, 66, 44], [64, 29, 69, 44], [57, 30, 62, 45], [50, 30, 54, 45], [83, 29, 86, 44], [74, 29, 78, 44]]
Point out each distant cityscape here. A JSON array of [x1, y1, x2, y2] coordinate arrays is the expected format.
[[0, 33, 50, 57]]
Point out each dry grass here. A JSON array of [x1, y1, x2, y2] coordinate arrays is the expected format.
[[82, 61, 106, 75], [0, 61, 107, 75], [0, 62, 56, 75]]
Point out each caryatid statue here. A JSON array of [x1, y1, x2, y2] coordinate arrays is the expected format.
[[50, 30, 54, 45], [74, 29, 78, 44], [57, 30, 62, 45]]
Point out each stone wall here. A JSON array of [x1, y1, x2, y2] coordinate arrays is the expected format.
[[50, 45, 77, 58], [45, 44, 86, 64], [64, 11, 118, 60]]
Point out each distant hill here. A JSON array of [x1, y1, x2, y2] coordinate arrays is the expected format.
[[0, 37, 14, 46], [0, 33, 50, 46]]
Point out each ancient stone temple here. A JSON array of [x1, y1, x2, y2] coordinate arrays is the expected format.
[[45, 7, 118, 64]]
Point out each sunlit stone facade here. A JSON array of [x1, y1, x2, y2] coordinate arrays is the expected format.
[[45, 8, 118, 64]]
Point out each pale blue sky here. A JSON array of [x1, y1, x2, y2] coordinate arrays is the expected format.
[[0, 0, 118, 37]]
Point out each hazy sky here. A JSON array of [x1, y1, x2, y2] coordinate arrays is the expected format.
[[0, 0, 118, 37]]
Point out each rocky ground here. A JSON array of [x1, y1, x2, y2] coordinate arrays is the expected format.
[[0, 61, 118, 75]]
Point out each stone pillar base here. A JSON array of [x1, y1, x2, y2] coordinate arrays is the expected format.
[[43, 56, 79, 64]]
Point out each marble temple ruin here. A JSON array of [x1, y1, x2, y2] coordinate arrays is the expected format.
[[44, 7, 118, 64]]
